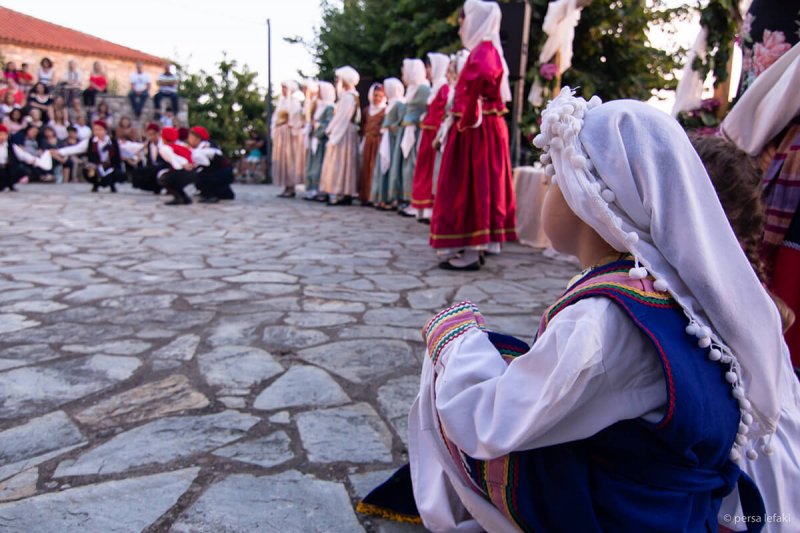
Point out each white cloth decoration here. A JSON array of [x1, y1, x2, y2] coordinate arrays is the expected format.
[[722, 42, 800, 155], [461, 0, 512, 102], [538, 0, 583, 74], [533, 87, 788, 459], [401, 58, 429, 159], [671, 27, 708, 116]]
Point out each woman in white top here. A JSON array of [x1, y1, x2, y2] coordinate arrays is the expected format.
[[37, 58, 55, 88]]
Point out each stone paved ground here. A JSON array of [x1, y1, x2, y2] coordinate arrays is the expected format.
[[0, 183, 574, 532]]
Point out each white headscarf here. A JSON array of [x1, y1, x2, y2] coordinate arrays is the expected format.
[[402, 58, 429, 104], [534, 87, 788, 461], [304, 79, 319, 93], [722, 42, 800, 156], [277, 80, 301, 112], [367, 83, 387, 116], [315, 81, 336, 120], [460, 0, 512, 102], [427, 52, 450, 103], [335, 66, 360, 89], [383, 77, 405, 109]]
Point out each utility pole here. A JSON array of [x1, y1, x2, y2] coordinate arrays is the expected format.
[[265, 18, 273, 183]]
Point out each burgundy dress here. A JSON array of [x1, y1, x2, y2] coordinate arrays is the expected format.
[[411, 83, 449, 211], [430, 41, 517, 249]]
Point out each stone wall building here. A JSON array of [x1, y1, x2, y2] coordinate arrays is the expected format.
[[0, 6, 165, 95]]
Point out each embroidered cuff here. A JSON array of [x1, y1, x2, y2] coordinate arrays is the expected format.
[[423, 301, 486, 365]]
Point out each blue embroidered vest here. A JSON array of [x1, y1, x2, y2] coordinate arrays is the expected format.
[[443, 260, 764, 532]]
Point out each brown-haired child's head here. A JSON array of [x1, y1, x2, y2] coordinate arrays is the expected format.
[[691, 133, 795, 332]]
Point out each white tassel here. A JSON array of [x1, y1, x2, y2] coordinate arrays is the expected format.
[[698, 337, 711, 348], [600, 189, 616, 203], [708, 348, 722, 361], [746, 449, 759, 460]]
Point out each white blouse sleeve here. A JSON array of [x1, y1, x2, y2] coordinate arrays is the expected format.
[[158, 143, 187, 170], [434, 297, 667, 460], [325, 92, 356, 146], [57, 138, 90, 157]]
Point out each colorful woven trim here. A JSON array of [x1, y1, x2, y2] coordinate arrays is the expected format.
[[356, 502, 423, 525], [424, 301, 485, 365]]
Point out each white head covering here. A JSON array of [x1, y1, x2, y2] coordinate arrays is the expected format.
[[314, 81, 336, 120], [402, 58, 429, 103], [367, 82, 387, 116], [383, 77, 405, 108], [335, 66, 360, 89], [276, 80, 302, 116], [722, 42, 800, 156], [304, 79, 319, 93], [534, 87, 788, 461], [460, 0, 512, 102], [427, 52, 450, 103]]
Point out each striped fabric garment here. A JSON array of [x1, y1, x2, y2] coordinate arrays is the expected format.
[[423, 301, 486, 365], [762, 122, 800, 246]]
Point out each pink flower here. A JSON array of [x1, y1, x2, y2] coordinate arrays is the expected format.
[[741, 13, 754, 42], [539, 62, 558, 81], [752, 30, 791, 76]]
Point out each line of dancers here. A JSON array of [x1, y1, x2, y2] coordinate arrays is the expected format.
[[271, 3, 518, 271]]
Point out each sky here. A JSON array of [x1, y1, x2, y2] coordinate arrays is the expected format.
[[2, 0, 722, 108], [1, 0, 321, 90]]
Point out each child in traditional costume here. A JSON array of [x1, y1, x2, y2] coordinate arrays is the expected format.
[[410, 53, 450, 223], [272, 80, 303, 198], [305, 81, 336, 201], [397, 59, 431, 217], [55, 120, 121, 193], [156, 126, 195, 205], [430, 0, 517, 270], [431, 51, 469, 198], [358, 83, 386, 205], [319, 66, 361, 206], [403, 88, 786, 532], [371, 78, 405, 210], [691, 134, 800, 531]]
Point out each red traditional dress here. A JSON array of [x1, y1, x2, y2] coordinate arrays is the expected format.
[[430, 41, 517, 249], [411, 83, 449, 212]]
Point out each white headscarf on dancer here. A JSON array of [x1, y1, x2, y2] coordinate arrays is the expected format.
[[401, 58, 430, 158], [460, 0, 512, 102], [427, 52, 450, 104], [310, 81, 337, 155], [378, 77, 406, 174], [534, 87, 788, 461], [335, 65, 360, 95], [327, 66, 360, 146], [368, 82, 387, 116], [272, 80, 302, 135], [721, 42, 800, 156]]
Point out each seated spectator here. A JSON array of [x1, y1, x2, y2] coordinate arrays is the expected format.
[[27, 82, 53, 119], [83, 61, 107, 107], [128, 61, 151, 119], [73, 114, 92, 140], [1, 93, 18, 117], [115, 116, 139, 142], [159, 108, 175, 128], [62, 60, 83, 105], [3, 61, 18, 83], [2, 108, 27, 135], [90, 101, 113, 129], [67, 97, 84, 124], [0, 79, 26, 107], [27, 108, 45, 131], [37, 58, 55, 88], [52, 95, 65, 113], [49, 108, 70, 141], [154, 64, 179, 115], [17, 63, 34, 92]]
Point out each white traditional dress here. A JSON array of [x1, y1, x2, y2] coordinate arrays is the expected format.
[[319, 66, 361, 199]]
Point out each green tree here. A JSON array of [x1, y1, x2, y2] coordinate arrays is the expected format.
[[178, 57, 267, 159], [306, 0, 687, 118]]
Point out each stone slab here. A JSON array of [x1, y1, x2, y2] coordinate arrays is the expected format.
[[253, 366, 349, 411]]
